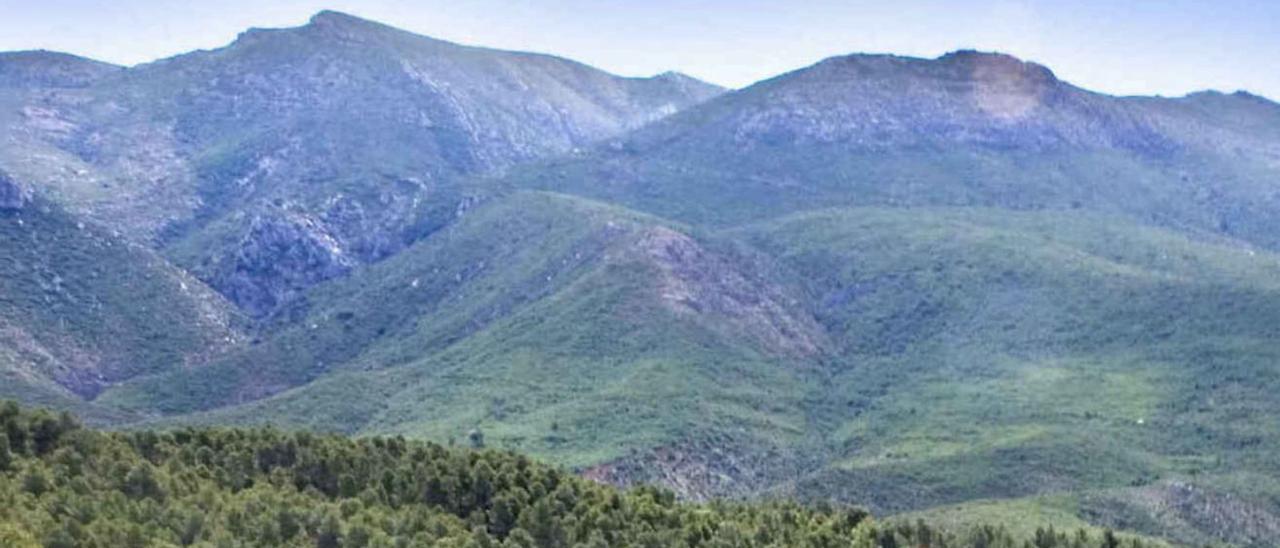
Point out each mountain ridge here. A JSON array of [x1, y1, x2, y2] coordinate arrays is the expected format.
[[0, 10, 724, 316], [510, 47, 1280, 252]]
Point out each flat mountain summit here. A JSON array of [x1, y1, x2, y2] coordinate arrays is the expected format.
[[2, 12, 1279, 546]]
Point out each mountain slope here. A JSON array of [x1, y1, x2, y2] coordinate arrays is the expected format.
[[99, 191, 829, 496], [0, 170, 240, 417], [0, 51, 120, 88], [512, 51, 1280, 250], [96, 196, 1280, 544], [731, 207, 1280, 545], [0, 11, 723, 316]]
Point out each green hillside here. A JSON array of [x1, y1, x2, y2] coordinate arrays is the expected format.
[[0, 192, 241, 418], [101, 191, 825, 493], [733, 207, 1280, 544], [93, 194, 1280, 545]]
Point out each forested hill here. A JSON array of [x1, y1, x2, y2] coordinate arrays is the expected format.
[[0, 402, 1159, 548]]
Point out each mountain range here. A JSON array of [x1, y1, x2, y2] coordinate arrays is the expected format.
[[2, 11, 1279, 546]]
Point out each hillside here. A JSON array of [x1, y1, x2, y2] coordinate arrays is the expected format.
[[0, 51, 120, 88], [94, 193, 1280, 546], [0, 401, 1168, 547], [0, 171, 240, 419], [0, 10, 723, 316], [733, 207, 1280, 545], [99, 191, 827, 496]]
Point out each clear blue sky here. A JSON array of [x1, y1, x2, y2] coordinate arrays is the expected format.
[[1, 0, 1277, 99]]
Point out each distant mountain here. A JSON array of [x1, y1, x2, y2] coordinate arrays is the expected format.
[[515, 50, 1280, 248], [0, 10, 722, 315]]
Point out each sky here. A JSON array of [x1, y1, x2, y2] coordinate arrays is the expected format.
[[1, 0, 1277, 99]]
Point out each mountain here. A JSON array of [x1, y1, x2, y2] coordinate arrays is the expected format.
[[3, 17, 1280, 546], [498, 52, 1280, 544], [738, 207, 1280, 544], [0, 10, 723, 316], [513, 50, 1280, 248]]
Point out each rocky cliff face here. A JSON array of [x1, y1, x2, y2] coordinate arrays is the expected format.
[[216, 210, 358, 318]]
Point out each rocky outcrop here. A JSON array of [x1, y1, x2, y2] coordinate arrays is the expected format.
[[0, 170, 29, 210], [215, 210, 358, 318], [624, 226, 828, 358], [581, 433, 822, 501]]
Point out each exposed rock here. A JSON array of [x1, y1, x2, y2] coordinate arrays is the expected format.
[[216, 210, 357, 318], [581, 433, 821, 501], [625, 226, 828, 357], [0, 170, 29, 210], [1082, 481, 1280, 547]]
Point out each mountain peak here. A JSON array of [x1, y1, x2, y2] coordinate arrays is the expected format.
[[307, 10, 374, 27], [287, 10, 461, 48], [938, 49, 1028, 64], [1183, 89, 1279, 105], [652, 70, 697, 82], [806, 50, 1059, 88], [228, 10, 417, 50], [1229, 89, 1279, 105], [647, 71, 726, 96], [0, 49, 120, 88], [937, 49, 1059, 84]]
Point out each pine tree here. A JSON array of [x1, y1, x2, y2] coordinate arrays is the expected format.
[[317, 512, 344, 548], [1102, 530, 1120, 548], [123, 463, 165, 501], [518, 498, 566, 548], [0, 434, 11, 471]]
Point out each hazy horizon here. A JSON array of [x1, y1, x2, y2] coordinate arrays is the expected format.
[[1, 0, 1278, 100]]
